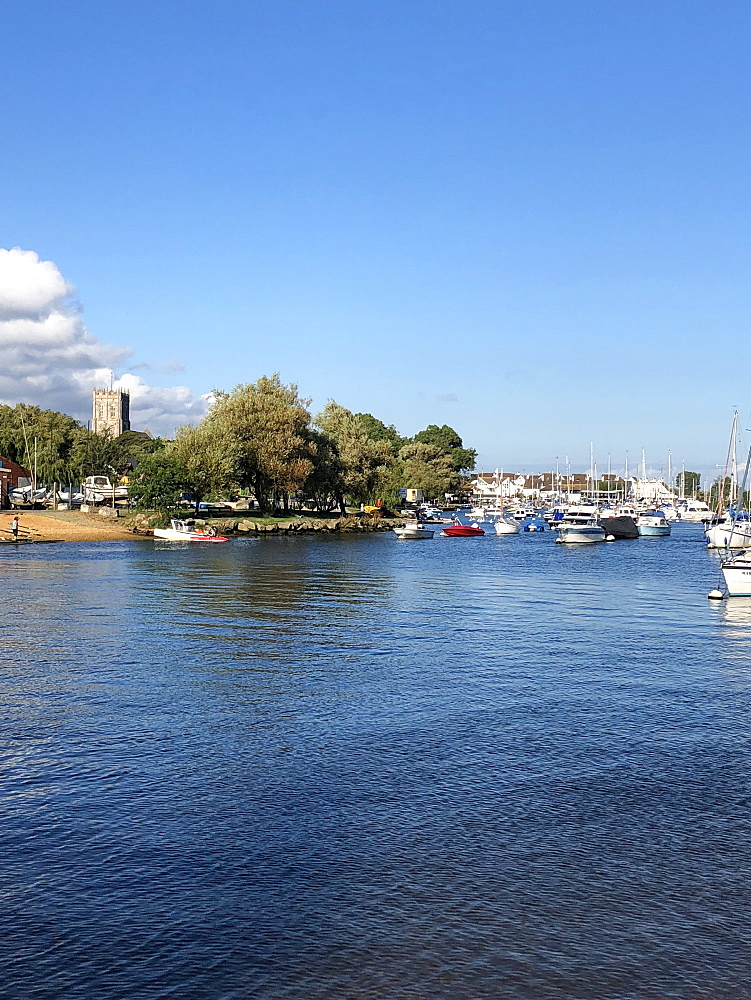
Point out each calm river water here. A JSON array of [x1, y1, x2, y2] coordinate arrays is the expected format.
[[2, 522, 750, 999]]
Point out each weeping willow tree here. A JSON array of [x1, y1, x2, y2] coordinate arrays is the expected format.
[[0, 403, 84, 482]]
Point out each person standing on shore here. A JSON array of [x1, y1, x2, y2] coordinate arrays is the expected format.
[[11, 515, 19, 541]]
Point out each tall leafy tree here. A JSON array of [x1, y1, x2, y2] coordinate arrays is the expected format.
[[131, 452, 189, 515], [412, 424, 476, 473], [205, 374, 315, 512], [169, 424, 233, 512], [353, 413, 405, 455], [398, 441, 461, 501], [0, 403, 85, 482], [316, 402, 394, 514], [676, 470, 701, 496], [304, 429, 345, 512]]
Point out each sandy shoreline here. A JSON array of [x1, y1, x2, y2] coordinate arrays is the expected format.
[[0, 509, 140, 542]]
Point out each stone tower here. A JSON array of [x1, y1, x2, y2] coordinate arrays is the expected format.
[[92, 388, 131, 436]]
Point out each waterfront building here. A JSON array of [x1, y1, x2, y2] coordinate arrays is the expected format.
[[0, 456, 32, 508]]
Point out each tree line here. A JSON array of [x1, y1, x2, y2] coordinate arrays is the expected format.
[[0, 402, 164, 485], [0, 377, 476, 512]]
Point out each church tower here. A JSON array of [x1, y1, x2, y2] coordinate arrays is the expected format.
[[92, 387, 131, 436]]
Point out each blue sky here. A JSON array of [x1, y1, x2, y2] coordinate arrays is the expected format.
[[1, 0, 750, 481]]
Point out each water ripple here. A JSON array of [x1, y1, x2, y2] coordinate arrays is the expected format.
[[1, 525, 750, 999]]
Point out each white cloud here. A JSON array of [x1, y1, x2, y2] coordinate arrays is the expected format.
[[0, 247, 209, 435], [114, 374, 212, 436]]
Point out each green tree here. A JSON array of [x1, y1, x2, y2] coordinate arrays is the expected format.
[[131, 452, 189, 515], [0, 403, 86, 483], [353, 413, 405, 455], [68, 430, 131, 482], [205, 374, 315, 513], [676, 470, 701, 497], [316, 402, 394, 514], [303, 429, 345, 512], [398, 441, 461, 501], [170, 424, 233, 513], [412, 424, 476, 473]]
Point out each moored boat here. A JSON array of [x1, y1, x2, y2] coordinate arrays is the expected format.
[[720, 550, 751, 596], [153, 519, 228, 542], [441, 524, 485, 537], [393, 519, 435, 540], [706, 517, 751, 549], [636, 511, 671, 536], [599, 514, 639, 539], [555, 518, 607, 544], [494, 514, 521, 535], [676, 499, 712, 522]]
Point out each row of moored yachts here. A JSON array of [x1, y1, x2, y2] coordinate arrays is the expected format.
[[395, 499, 720, 544]]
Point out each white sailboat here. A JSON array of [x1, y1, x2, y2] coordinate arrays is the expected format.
[[494, 513, 521, 535]]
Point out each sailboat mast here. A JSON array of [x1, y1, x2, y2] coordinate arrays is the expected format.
[[732, 411, 738, 505]]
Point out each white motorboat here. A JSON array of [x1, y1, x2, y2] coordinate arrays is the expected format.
[[418, 506, 444, 520], [676, 500, 712, 522], [555, 518, 607, 544], [720, 550, 751, 596], [705, 517, 751, 549], [83, 475, 129, 504], [8, 486, 50, 507], [658, 504, 681, 521], [153, 519, 228, 542], [494, 514, 521, 535], [393, 519, 434, 540], [636, 511, 671, 536], [550, 503, 598, 528]]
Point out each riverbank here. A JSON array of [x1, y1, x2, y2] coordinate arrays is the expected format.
[[0, 509, 404, 542]]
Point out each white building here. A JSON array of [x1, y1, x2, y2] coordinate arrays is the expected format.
[[627, 478, 675, 502]]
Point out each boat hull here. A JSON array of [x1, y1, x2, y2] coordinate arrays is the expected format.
[[637, 525, 671, 536], [721, 556, 751, 596], [393, 523, 434, 539], [706, 522, 751, 548], [153, 528, 228, 542], [555, 525, 606, 544], [600, 516, 639, 539], [494, 518, 521, 535], [441, 526, 485, 537]]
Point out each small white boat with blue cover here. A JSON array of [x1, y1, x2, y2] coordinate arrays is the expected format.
[[636, 511, 671, 536]]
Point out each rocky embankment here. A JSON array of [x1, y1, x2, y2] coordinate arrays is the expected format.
[[131, 514, 403, 536]]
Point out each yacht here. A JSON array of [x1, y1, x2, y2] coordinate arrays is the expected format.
[[82, 475, 129, 504], [720, 550, 751, 596], [555, 517, 607, 544], [676, 500, 712, 522], [705, 515, 751, 549], [493, 513, 521, 535]]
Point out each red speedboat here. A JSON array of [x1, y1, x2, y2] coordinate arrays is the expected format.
[[441, 524, 485, 537]]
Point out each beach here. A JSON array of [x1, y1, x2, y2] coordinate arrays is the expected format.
[[0, 508, 138, 542]]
